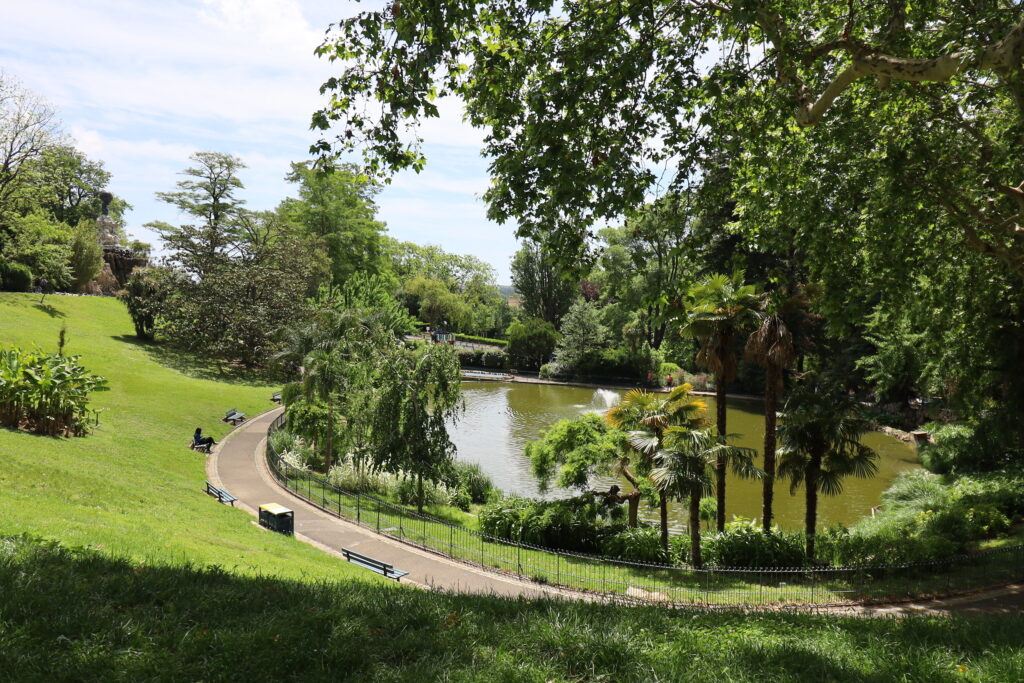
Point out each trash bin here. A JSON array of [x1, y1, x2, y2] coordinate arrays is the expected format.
[[259, 503, 294, 535]]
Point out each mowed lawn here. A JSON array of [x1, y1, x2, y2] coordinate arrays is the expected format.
[[0, 292, 378, 583]]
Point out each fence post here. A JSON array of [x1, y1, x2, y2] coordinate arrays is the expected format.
[[517, 543, 522, 576], [449, 524, 454, 556], [557, 553, 561, 586], [376, 498, 381, 532], [356, 494, 361, 524]]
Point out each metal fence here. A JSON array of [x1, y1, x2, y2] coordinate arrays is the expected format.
[[266, 413, 1024, 606]]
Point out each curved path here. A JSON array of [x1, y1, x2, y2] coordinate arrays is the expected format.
[[209, 408, 562, 599], [210, 408, 1024, 616]]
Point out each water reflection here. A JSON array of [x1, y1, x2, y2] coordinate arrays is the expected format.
[[449, 381, 920, 532]]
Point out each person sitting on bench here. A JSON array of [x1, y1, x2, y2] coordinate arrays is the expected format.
[[193, 427, 216, 449]]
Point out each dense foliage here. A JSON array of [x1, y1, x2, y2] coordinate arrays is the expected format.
[[1, 73, 136, 294], [0, 345, 106, 436]]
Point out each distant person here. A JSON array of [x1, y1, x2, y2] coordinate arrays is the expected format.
[[193, 427, 215, 450], [665, 374, 674, 387]]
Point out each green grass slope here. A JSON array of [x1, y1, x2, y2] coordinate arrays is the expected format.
[[2, 535, 1023, 681], [0, 292, 376, 582], [1, 293, 1022, 681]]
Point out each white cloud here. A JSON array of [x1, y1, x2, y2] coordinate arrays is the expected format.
[[1, 0, 515, 281]]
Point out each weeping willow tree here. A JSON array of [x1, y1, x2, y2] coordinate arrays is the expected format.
[[371, 340, 463, 512]]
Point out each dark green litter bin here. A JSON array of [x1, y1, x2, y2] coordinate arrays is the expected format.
[[259, 503, 294, 534]]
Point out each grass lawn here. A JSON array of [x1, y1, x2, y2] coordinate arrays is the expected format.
[[0, 292, 378, 583], [2, 292, 1023, 680], [2, 534, 1023, 681]]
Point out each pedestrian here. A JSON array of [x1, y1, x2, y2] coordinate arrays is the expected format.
[[193, 427, 215, 450]]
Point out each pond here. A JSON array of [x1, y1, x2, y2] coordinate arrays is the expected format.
[[449, 381, 920, 532]]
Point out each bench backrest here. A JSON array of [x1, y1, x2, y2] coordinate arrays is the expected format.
[[225, 409, 237, 417], [345, 550, 392, 571]]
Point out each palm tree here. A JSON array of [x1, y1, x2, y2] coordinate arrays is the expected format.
[[776, 385, 879, 560], [301, 348, 344, 471], [681, 270, 759, 531], [606, 384, 707, 548], [745, 299, 796, 532], [649, 427, 760, 568]]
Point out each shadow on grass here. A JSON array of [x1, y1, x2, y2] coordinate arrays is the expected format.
[[3, 535, 1023, 681], [111, 334, 278, 387], [32, 302, 66, 318]]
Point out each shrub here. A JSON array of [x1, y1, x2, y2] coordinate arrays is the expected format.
[[457, 348, 509, 369], [456, 334, 507, 346], [478, 494, 608, 553], [599, 526, 668, 564], [448, 485, 472, 511], [539, 362, 565, 379], [919, 423, 978, 474], [269, 428, 297, 456], [658, 362, 681, 378], [701, 518, 806, 568], [394, 476, 446, 507], [447, 461, 495, 504], [0, 346, 107, 436], [0, 260, 33, 292], [919, 420, 1016, 474], [326, 459, 393, 497]]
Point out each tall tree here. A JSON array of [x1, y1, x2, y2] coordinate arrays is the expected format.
[[312, 3, 1024, 443], [0, 71, 60, 221], [650, 426, 758, 568], [18, 145, 126, 226], [372, 341, 463, 512], [606, 384, 707, 549], [745, 294, 797, 532], [511, 240, 577, 327], [596, 196, 694, 348], [527, 413, 637, 523], [777, 384, 879, 560], [552, 298, 607, 374], [278, 161, 388, 284], [147, 152, 246, 280], [313, 3, 1024, 279], [681, 271, 759, 531]]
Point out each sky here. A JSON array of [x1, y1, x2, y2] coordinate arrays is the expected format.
[[0, 0, 521, 283]]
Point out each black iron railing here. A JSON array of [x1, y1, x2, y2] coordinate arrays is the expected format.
[[266, 413, 1024, 606]]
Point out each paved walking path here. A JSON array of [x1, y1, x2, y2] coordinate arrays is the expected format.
[[210, 408, 1023, 616], [209, 408, 559, 599]]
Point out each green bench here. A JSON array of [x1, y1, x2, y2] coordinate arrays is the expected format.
[[342, 548, 408, 581], [205, 481, 238, 506], [222, 408, 246, 426]]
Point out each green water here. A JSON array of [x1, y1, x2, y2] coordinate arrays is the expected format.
[[449, 381, 920, 532]]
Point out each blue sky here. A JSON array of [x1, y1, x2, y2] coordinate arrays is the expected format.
[[1, 0, 520, 283]]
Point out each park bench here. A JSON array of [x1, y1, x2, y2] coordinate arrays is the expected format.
[[271, 391, 281, 403], [222, 408, 246, 425], [189, 439, 212, 454], [205, 481, 238, 506], [341, 548, 408, 582]]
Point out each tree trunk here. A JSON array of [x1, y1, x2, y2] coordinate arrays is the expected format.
[[715, 375, 728, 532], [762, 365, 779, 532], [627, 490, 640, 527], [325, 396, 334, 472], [689, 485, 703, 568], [659, 491, 669, 550], [416, 473, 424, 514], [620, 459, 642, 528], [805, 454, 821, 560]]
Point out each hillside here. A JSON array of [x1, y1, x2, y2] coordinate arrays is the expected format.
[[0, 292, 376, 582], [1, 293, 1022, 680]]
